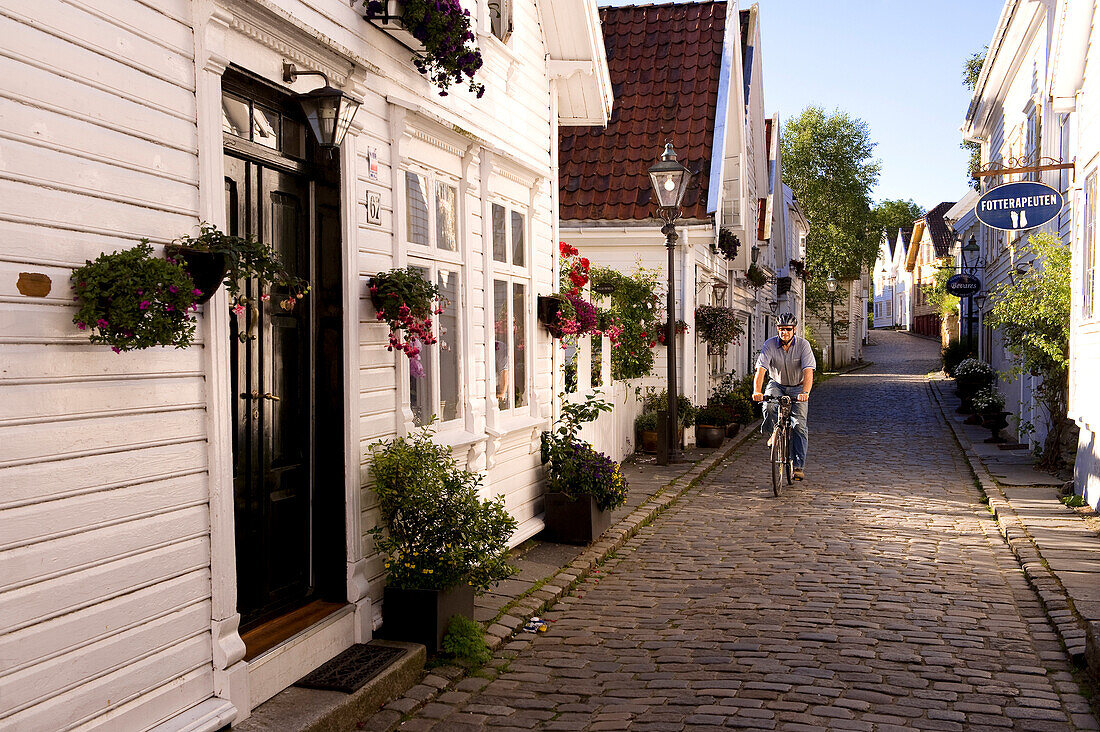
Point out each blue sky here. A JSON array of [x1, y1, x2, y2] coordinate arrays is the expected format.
[[598, 0, 1006, 212]]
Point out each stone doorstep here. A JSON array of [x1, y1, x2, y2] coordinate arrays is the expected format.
[[362, 419, 764, 731], [233, 640, 425, 732], [928, 376, 1100, 677]]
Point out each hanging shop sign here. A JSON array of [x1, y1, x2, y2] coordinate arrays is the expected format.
[[976, 181, 1063, 232], [945, 273, 982, 297]]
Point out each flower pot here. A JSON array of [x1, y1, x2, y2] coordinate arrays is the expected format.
[[640, 429, 658, 454], [980, 411, 1010, 443], [165, 245, 228, 305], [537, 295, 565, 337], [697, 425, 726, 449], [542, 492, 612, 545], [380, 584, 475, 654]]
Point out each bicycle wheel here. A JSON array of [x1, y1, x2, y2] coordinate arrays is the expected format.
[[783, 424, 794, 485], [770, 427, 784, 497]]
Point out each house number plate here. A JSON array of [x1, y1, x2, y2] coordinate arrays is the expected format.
[[366, 191, 382, 225]]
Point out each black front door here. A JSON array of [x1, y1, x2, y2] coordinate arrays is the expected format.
[[226, 156, 312, 625], [222, 69, 345, 631]]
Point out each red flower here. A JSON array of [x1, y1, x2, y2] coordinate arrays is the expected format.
[[579, 257, 590, 270], [559, 241, 578, 257]]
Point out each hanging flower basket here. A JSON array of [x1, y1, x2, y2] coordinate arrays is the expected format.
[[164, 246, 228, 305], [694, 305, 744, 351], [363, 0, 485, 98], [71, 241, 200, 353], [746, 263, 769, 289], [712, 228, 740, 260], [537, 294, 566, 337]]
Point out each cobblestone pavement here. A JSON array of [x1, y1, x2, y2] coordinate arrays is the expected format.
[[396, 331, 1098, 731]]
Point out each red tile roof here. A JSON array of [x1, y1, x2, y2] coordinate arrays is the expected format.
[[559, 2, 730, 222]]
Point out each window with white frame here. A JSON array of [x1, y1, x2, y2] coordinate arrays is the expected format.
[[480, 0, 512, 42], [490, 201, 530, 411], [404, 168, 463, 425], [1084, 171, 1096, 320]]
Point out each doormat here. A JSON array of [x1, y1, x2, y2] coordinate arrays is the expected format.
[[294, 643, 405, 694], [997, 443, 1030, 450]]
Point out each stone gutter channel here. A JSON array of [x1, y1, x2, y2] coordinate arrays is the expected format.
[[927, 374, 1100, 680], [361, 420, 764, 731]]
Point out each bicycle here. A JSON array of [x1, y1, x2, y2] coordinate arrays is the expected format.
[[763, 395, 796, 496]]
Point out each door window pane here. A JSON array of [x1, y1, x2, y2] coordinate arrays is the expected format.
[[406, 172, 430, 246], [513, 282, 527, 407], [492, 204, 507, 262], [436, 183, 458, 251], [511, 210, 525, 266], [281, 117, 304, 159], [222, 93, 249, 138], [494, 280, 510, 410], [438, 270, 460, 421], [410, 266, 432, 423], [253, 104, 280, 149]]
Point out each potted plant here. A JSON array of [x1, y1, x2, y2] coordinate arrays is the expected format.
[[953, 357, 994, 413], [362, 0, 486, 98], [972, 387, 1010, 442], [695, 305, 744, 353], [746, 262, 769, 289], [709, 373, 756, 436], [71, 241, 200, 353], [369, 427, 516, 653], [168, 223, 310, 316], [695, 404, 731, 449], [713, 228, 740, 260], [369, 267, 443, 377], [635, 411, 659, 454], [540, 393, 623, 544]]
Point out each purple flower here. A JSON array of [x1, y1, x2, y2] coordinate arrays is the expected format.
[[169, 285, 178, 294], [97, 318, 109, 329], [111, 346, 121, 354], [139, 300, 151, 310], [193, 288, 202, 296]]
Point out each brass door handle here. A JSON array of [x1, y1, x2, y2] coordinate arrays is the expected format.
[[262, 392, 281, 402]]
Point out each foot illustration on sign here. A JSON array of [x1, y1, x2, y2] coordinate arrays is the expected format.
[[1010, 211, 1018, 228], [1019, 209, 1027, 228]]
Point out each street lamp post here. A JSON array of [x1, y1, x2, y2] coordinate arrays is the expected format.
[[648, 143, 692, 464], [961, 235, 980, 355], [825, 271, 838, 372], [973, 290, 986, 360]]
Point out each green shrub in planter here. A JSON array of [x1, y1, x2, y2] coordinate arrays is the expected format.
[[641, 389, 696, 426], [634, 411, 658, 433], [696, 403, 732, 427], [941, 338, 975, 377], [369, 428, 517, 593]]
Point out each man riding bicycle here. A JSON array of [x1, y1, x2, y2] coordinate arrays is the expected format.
[[752, 312, 815, 480]]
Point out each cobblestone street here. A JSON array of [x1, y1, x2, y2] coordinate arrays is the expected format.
[[396, 331, 1098, 731]]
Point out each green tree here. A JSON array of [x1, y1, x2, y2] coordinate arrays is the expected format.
[[986, 233, 1071, 469], [962, 49, 986, 190], [781, 106, 881, 336], [922, 259, 959, 317], [872, 199, 924, 244]]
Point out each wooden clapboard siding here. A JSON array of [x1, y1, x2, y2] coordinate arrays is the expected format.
[[0, 0, 211, 725]]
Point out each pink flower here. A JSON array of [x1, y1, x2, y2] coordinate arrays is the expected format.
[[193, 288, 203, 296], [260, 293, 270, 302], [76, 322, 86, 330], [111, 346, 121, 354], [97, 318, 109, 329], [139, 300, 150, 310], [168, 286, 178, 294], [232, 304, 245, 316]]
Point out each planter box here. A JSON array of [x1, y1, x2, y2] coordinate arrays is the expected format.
[[363, 0, 426, 52], [537, 295, 565, 337], [542, 492, 611, 545], [380, 584, 474, 654]]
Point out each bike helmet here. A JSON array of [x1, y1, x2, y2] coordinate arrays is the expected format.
[[775, 312, 797, 328]]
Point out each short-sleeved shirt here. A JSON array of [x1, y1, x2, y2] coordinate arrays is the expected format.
[[755, 336, 816, 386]]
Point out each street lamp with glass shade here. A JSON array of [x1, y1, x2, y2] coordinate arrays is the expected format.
[[825, 271, 838, 372], [648, 142, 691, 464], [282, 62, 362, 150]]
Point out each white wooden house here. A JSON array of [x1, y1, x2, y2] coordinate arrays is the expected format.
[[1046, 0, 1100, 509], [963, 0, 1071, 454], [0, 0, 611, 728], [558, 1, 785, 459]]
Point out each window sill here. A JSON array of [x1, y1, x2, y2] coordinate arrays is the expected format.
[[431, 427, 485, 451], [488, 412, 548, 437]]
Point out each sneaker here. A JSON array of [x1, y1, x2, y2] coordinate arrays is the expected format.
[[793, 468, 805, 481]]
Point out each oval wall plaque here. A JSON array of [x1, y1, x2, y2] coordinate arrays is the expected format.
[[945, 273, 981, 297], [976, 181, 1063, 232]]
